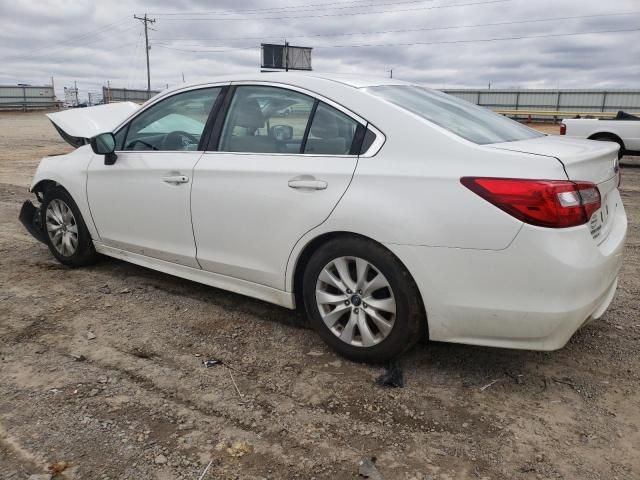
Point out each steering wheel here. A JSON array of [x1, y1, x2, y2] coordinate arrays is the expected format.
[[161, 131, 199, 150], [125, 139, 158, 150]]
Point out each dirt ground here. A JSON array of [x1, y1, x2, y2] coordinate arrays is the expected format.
[[1, 112, 639, 480]]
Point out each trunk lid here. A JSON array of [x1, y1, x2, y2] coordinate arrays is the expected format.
[[47, 102, 139, 147], [490, 135, 621, 243], [489, 136, 619, 184]]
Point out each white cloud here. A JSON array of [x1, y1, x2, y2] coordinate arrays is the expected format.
[[0, 0, 638, 101]]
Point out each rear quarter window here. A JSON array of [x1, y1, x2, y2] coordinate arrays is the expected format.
[[365, 85, 544, 145]]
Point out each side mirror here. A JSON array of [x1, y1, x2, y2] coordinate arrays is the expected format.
[[90, 132, 118, 165]]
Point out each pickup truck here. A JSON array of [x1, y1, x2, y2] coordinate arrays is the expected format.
[[560, 111, 640, 158]]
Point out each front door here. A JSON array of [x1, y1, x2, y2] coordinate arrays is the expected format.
[[191, 84, 362, 288], [87, 86, 224, 268]]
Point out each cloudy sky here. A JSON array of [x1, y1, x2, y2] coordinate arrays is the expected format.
[[1, 0, 639, 101]]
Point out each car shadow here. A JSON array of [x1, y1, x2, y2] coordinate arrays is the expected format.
[[83, 256, 600, 388], [87, 256, 306, 329]]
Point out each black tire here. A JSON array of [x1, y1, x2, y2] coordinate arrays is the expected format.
[[302, 236, 425, 363], [591, 134, 625, 159], [41, 186, 100, 267]]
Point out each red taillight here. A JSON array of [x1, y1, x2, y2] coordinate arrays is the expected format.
[[559, 123, 566, 135], [461, 177, 601, 228]]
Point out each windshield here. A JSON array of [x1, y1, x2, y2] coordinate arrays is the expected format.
[[365, 85, 544, 145]]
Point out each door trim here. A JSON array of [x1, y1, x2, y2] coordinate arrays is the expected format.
[[94, 243, 296, 309], [198, 85, 230, 151]]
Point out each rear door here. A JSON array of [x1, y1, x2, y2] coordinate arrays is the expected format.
[[87, 86, 225, 267], [191, 84, 363, 289]]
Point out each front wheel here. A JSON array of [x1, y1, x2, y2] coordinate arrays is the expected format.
[[41, 186, 100, 267], [302, 237, 425, 363]]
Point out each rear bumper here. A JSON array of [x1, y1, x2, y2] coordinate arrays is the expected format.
[[19, 200, 47, 244], [388, 191, 627, 351]]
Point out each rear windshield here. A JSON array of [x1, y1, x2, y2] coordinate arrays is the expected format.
[[365, 85, 544, 145]]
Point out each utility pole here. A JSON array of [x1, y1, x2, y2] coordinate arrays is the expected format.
[[389, 69, 393, 79], [134, 13, 156, 94], [88, 92, 92, 106], [74, 80, 79, 106], [182, 72, 185, 83]]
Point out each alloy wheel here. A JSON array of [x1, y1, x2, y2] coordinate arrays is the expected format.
[[45, 199, 79, 256], [315, 256, 396, 347]]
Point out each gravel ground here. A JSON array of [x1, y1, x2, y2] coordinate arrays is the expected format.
[[1, 112, 639, 480]]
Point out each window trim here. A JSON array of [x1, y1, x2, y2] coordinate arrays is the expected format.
[[113, 83, 230, 153], [205, 81, 385, 157], [299, 99, 319, 154]]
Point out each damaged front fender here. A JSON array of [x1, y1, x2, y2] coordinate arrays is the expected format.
[[19, 200, 47, 244]]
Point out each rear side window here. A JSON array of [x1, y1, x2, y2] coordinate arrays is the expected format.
[[366, 85, 543, 145], [217, 85, 364, 155], [303, 103, 358, 155], [218, 86, 314, 154]]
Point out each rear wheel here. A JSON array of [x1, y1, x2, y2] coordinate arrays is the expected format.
[[41, 186, 100, 267], [302, 236, 424, 363]]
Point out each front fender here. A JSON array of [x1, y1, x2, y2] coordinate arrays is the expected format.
[[29, 146, 99, 240]]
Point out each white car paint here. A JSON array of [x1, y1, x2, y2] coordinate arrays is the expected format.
[[30, 72, 627, 351], [87, 151, 202, 268], [562, 116, 640, 152]]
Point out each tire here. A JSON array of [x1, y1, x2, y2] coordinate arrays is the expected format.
[[41, 186, 100, 267], [591, 134, 625, 159], [302, 236, 425, 363]]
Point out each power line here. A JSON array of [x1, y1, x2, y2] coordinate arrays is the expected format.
[[149, 0, 437, 16], [154, 45, 257, 54], [1, 17, 130, 62], [152, 27, 640, 53], [155, 0, 512, 22], [125, 32, 144, 89], [6, 24, 138, 63], [153, 11, 640, 46], [320, 26, 640, 49]]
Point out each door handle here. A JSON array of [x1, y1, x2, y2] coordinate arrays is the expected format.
[[162, 175, 189, 184], [288, 179, 328, 190]]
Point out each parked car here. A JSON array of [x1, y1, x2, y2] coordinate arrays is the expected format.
[[20, 73, 627, 362], [561, 110, 640, 158]]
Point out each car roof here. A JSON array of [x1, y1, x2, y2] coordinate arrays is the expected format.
[[159, 71, 413, 97]]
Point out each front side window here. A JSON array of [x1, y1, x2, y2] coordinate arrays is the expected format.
[[304, 103, 358, 155], [365, 85, 543, 145], [121, 87, 221, 151], [219, 86, 314, 154]]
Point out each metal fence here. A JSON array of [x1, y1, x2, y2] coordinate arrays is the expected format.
[[0, 85, 59, 111], [103, 86, 160, 104], [442, 89, 640, 120]]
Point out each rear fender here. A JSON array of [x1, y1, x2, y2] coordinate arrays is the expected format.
[[587, 132, 625, 150]]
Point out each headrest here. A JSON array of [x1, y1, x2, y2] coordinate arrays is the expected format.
[[233, 97, 265, 129], [310, 107, 339, 139]]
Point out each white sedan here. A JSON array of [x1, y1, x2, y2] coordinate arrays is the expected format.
[[20, 72, 627, 362]]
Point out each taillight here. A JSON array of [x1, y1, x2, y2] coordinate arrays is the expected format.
[[559, 123, 566, 135], [461, 177, 601, 228]]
